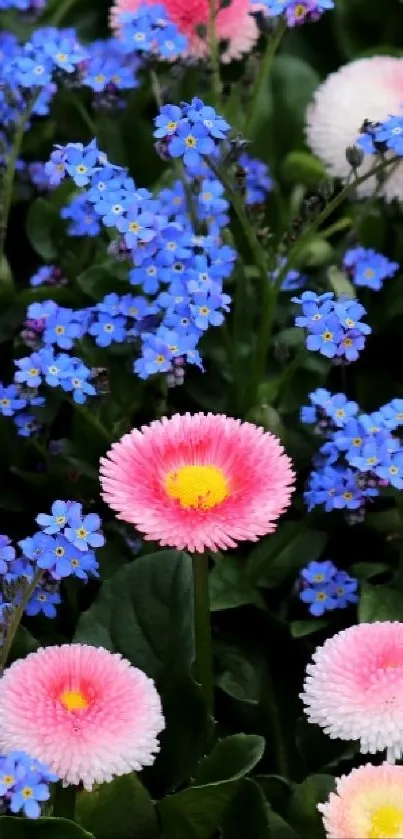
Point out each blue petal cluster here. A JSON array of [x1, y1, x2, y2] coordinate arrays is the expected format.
[[301, 389, 403, 518], [293, 291, 370, 361], [343, 247, 399, 292], [299, 560, 358, 616], [257, 0, 334, 26], [154, 97, 231, 174], [118, 5, 187, 60], [0, 751, 58, 819], [43, 135, 234, 382], [358, 114, 403, 157], [238, 153, 273, 205]]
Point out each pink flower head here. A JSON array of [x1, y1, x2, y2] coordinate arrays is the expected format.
[[99, 412, 295, 553], [0, 644, 164, 789], [110, 0, 260, 62], [306, 56, 403, 201], [319, 763, 403, 839], [301, 622, 403, 761]]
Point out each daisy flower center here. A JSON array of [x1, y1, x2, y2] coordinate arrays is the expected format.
[[369, 804, 403, 838], [165, 464, 228, 510], [60, 689, 89, 712]]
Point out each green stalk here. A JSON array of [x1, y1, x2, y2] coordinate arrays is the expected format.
[[47, 0, 80, 26], [0, 98, 37, 262], [71, 401, 111, 444], [192, 552, 214, 715], [208, 0, 222, 108], [53, 783, 77, 820], [243, 20, 286, 138], [0, 570, 43, 672]]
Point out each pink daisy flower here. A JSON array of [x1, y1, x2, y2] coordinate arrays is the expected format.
[[99, 412, 295, 553], [0, 644, 164, 790], [319, 763, 403, 839], [300, 622, 403, 761], [110, 0, 260, 62], [306, 56, 403, 201]]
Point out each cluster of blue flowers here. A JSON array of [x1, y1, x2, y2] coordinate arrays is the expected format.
[[154, 97, 231, 174], [42, 127, 235, 382], [258, 0, 334, 27], [342, 247, 399, 292], [0, 0, 44, 11], [0, 751, 58, 819], [0, 501, 103, 644], [301, 388, 403, 518], [299, 560, 358, 616], [293, 291, 370, 362], [358, 114, 403, 158], [118, 5, 187, 61], [238, 153, 273, 205]]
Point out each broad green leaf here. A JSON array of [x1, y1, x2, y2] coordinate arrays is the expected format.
[[281, 151, 326, 187], [147, 674, 211, 795], [75, 551, 193, 681], [221, 779, 274, 839], [26, 197, 60, 260], [350, 562, 389, 580], [296, 718, 357, 774], [359, 583, 403, 622], [0, 817, 94, 838], [76, 265, 127, 301], [256, 775, 293, 812], [290, 619, 329, 638], [246, 523, 327, 587], [210, 556, 265, 611], [287, 775, 335, 839], [193, 734, 265, 786], [216, 643, 261, 704], [158, 780, 238, 839], [327, 266, 356, 299], [366, 508, 401, 532], [77, 774, 158, 839]]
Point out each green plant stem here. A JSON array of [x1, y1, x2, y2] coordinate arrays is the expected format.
[[71, 97, 97, 137], [71, 401, 111, 443], [276, 155, 400, 290], [208, 0, 222, 107], [53, 783, 77, 820], [0, 98, 37, 262], [261, 664, 289, 778], [0, 570, 43, 672], [192, 552, 214, 716], [243, 20, 286, 138], [48, 0, 80, 26]]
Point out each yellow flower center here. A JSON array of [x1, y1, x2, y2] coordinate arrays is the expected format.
[[294, 3, 307, 17], [365, 268, 375, 279], [369, 805, 403, 838], [323, 331, 333, 341], [2, 775, 14, 785], [60, 689, 88, 712], [21, 787, 33, 799], [167, 121, 177, 131], [165, 464, 228, 510], [185, 135, 197, 148]]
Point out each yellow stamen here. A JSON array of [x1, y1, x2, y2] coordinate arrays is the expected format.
[[165, 464, 228, 510], [369, 805, 403, 838], [60, 689, 88, 712]]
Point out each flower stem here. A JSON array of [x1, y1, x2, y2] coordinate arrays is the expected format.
[[53, 783, 77, 820], [0, 570, 43, 673], [192, 552, 214, 715], [243, 20, 286, 138], [0, 98, 37, 262], [208, 0, 222, 108], [47, 0, 80, 26]]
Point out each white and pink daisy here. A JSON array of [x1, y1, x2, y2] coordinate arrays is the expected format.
[[0, 644, 164, 789], [306, 56, 403, 201], [99, 412, 295, 553], [319, 763, 403, 838], [111, 0, 260, 62], [301, 622, 403, 761]]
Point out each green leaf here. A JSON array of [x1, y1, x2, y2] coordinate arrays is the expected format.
[[327, 266, 356, 299], [158, 780, 238, 839], [287, 775, 335, 839], [75, 551, 193, 681], [26, 197, 60, 260], [216, 643, 261, 704], [76, 265, 127, 301], [0, 817, 94, 838], [158, 735, 265, 839], [350, 562, 389, 580], [148, 674, 211, 794], [221, 779, 273, 839], [290, 619, 329, 638], [359, 583, 403, 622], [281, 151, 326, 187], [77, 774, 159, 839], [270, 56, 321, 160], [210, 556, 265, 612], [193, 734, 265, 786], [366, 508, 401, 532], [246, 523, 327, 587]]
